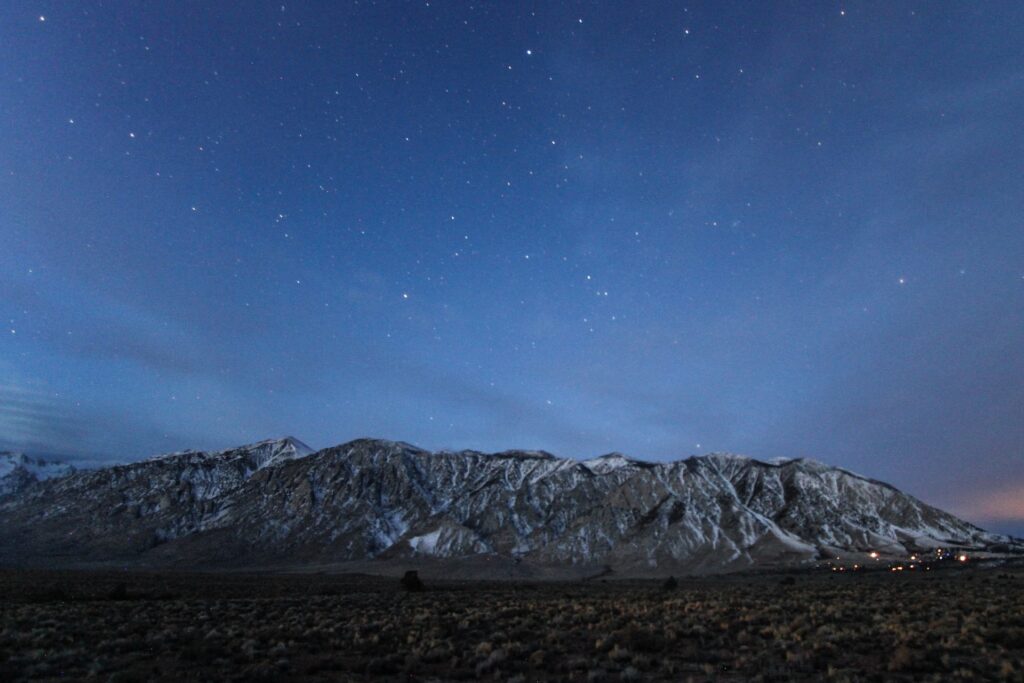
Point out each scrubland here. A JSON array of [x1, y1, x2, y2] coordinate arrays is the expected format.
[[0, 564, 1021, 681]]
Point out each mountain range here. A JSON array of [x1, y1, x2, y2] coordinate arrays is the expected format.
[[0, 437, 1018, 576]]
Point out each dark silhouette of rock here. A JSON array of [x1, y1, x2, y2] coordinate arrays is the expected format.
[[662, 576, 678, 591], [400, 570, 424, 592]]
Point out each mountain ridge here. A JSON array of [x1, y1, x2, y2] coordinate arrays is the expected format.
[[0, 436, 1018, 576]]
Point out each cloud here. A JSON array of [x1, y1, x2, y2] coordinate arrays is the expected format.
[[0, 273, 335, 396], [0, 277, 212, 376], [0, 383, 92, 454], [0, 373, 211, 465]]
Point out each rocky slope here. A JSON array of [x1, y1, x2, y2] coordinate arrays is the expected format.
[[0, 437, 1015, 574]]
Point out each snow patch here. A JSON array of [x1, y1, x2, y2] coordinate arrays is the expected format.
[[409, 529, 442, 555], [582, 453, 637, 474]]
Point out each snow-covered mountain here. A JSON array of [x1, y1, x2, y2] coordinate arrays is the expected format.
[[0, 452, 75, 499], [145, 436, 314, 472], [0, 437, 1016, 573]]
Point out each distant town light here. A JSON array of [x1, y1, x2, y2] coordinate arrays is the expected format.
[[958, 554, 968, 562]]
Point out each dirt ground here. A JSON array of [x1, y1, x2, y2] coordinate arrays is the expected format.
[[1, 562, 1022, 681]]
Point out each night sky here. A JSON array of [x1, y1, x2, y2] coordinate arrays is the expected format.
[[1, 2, 1022, 534]]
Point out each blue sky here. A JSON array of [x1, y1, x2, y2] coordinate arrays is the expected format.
[[1, 2, 1022, 534]]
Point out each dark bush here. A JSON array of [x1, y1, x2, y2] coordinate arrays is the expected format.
[[400, 570, 424, 592], [624, 626, 667, 653]]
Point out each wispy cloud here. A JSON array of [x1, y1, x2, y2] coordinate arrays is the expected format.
[[0, 375, 206, 465], [0, 382, 91, 454]]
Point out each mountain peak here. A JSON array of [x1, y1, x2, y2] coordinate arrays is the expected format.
[[239, 436, 314, 457], [582, 452, 643, 474], [0, 451, 75, 499], [218, 435, 316, 470], [143, 436, 315, 471], [339, 437, 427, 454]]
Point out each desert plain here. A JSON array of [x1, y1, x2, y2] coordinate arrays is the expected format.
[[1, 561, 1022, 682]]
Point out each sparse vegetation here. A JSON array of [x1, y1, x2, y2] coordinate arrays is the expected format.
[[0, 564, 1021, 681]]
